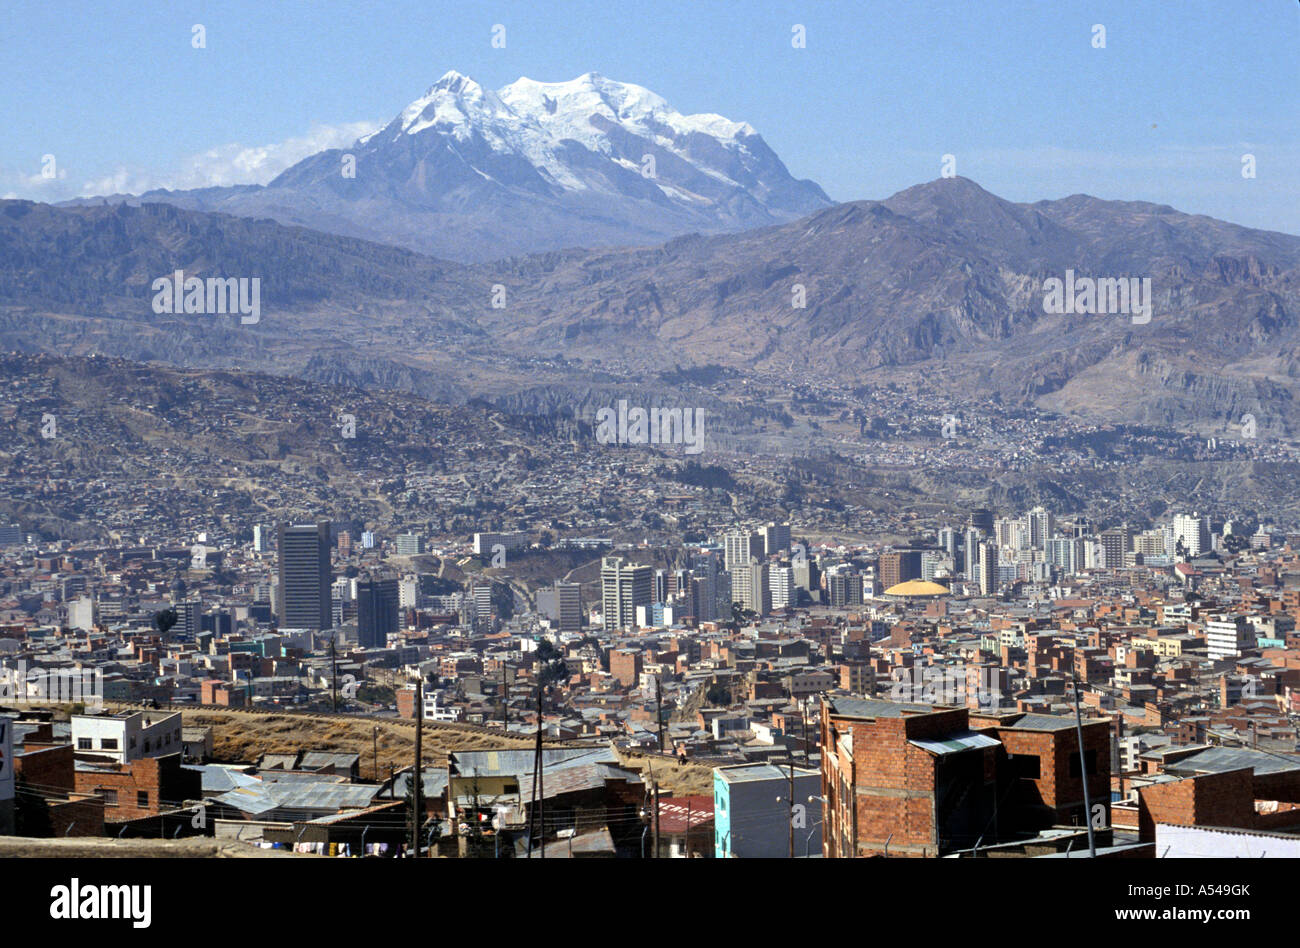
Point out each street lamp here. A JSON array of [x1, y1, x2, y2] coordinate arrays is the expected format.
[[804, 818, 825, 858]]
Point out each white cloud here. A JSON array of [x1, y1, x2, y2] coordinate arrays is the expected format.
[[0, 120, 381, 202]]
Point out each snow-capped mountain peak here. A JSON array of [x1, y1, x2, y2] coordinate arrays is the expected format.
[[374, 70, 792, 197], [255, 70, 832, 260], [397, 71, 505, 140]]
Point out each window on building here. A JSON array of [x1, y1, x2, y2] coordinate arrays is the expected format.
[[1013, 755, 1042, 779], [143, 740, 150, 752], [137, 790, 149, 808], [78, 738, 92, 749], [101, 738, 118, 750], [1068, 750, 1098, 777], [102, 790, 118, 806]]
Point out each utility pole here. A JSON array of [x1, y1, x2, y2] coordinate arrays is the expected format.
[[788, 752, 795, 859], [652, 771, 660, 859], [655, 676, 665, 753], [538, 680, 546, 859], [529, 679, 545, 857], [801, 697, 812, 768], [1071, 673, 1097, 859], [501, 663, 508, 732], [330, 636, 338, 713], [411, 678, 423, 857]]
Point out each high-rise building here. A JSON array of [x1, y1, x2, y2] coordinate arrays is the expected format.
[[724, 531, 762, 571], [687, 551, 721, 622], [714, 572, 732, 621], [827, 568, 863, 607], [172, 599, 202, 640], [978, 540, 998, 596], [276, 521, 332, 630], [1206, 615, 1252, 661], [1100, 527, 1130, 570], [995, 518, 1025, 551], [399, 576, 419, 609], [1047, 537, 1083, 574], [395, 533, 424, 556], [361, 531, 376, 549], [356, 576, 400, 648], [879, 550, 923, 589], [938, 527, 958, 558], [963, 528, 985, 579], [555, 581, 582, 632], [1134, 530, 1167, 558], [469, 582, 497, 630], [1172, 514, 1211, 558], [201, 611, 233, 638], [687, 574, 717, 622], [473, 532, 529, 556], [770, 565, 795, 610], [252, 524, 272, 553], [67, 596, 96, 632], [763, 522, 792, 555], [1027, 507, 1054, 550], [601, 556, 653, 630], [732, 561, 770, 616]]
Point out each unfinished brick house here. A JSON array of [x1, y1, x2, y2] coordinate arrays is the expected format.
[[821, 697, 1111, 857]]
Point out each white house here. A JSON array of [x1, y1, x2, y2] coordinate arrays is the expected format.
[[71, 710, 183, 764]]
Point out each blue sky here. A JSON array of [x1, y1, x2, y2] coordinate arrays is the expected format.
[[3, 0, 1297, 232]]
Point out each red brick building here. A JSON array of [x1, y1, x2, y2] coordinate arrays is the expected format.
[[609, 649, 643, 688], [73, 752, 202, 822], [821, 697, 1111, 857], [201, 679, 246, 706]]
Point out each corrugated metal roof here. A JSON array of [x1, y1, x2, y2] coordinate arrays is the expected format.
[[1003, 714, 1078, 732], [390, 768, 449, 798], [828, 697, 938, 718], [517, 761, 642, 800], [715, 762, 818, 783], [1166, 746, 1300, 777], [184, 763, 261, 793], [909, 731, 1002, 756], [449, 745, 615, 777], [214, 780, 381, 816], [299, 751, 360, 770]]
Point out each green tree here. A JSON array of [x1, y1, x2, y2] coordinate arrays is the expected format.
[[1223, 534, 1250, 555], [152, 607, 179, 638]]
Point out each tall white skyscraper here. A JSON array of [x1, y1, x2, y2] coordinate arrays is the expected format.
[[978, 540, 998, 596], [724, 530, 761, 571], [1027, 507, 1054, 550], [601, 556, 653, 630], [1172, 514, 1211, 557], [770, 565, 794, 610]]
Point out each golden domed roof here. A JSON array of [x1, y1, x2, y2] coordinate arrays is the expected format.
[[883, 579, 949, 597]]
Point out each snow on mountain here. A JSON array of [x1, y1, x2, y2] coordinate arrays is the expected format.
[[67, 70, 832, 262], [367, 69, 784, 199]]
